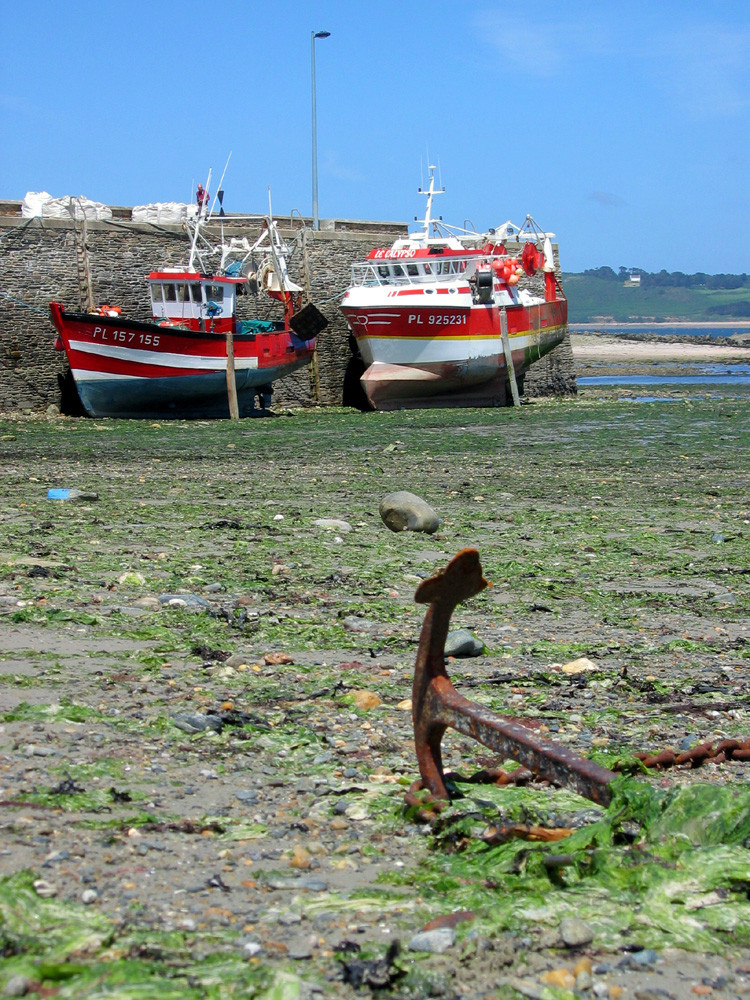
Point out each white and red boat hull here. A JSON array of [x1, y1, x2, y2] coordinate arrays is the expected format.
[[50, 303, 315, 419], [341, 290, 567, 410]]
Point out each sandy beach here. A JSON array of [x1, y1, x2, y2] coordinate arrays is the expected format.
[[571, 333, 750, 363]]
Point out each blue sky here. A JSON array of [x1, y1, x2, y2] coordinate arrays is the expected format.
[[2, 0, 748, 273]]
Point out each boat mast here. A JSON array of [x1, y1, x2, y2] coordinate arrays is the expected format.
[[418, 165, 444, 239]]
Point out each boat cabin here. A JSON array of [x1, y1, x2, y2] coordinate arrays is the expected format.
[[148, 270, 244, 332]]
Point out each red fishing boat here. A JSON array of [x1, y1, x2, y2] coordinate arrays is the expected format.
[[340, 167, 567, 410], [50, 189, 327, 419]]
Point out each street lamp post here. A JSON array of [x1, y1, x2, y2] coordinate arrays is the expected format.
[[311, 30, 330, 231]]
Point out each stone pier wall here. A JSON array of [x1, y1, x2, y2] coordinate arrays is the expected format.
[[0, 207, 576, 414]]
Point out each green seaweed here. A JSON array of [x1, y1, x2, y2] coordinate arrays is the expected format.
[[386, 778, 750, 953]]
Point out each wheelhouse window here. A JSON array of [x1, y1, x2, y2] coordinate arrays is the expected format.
[[176, 284, 189, 302], [189, 283, 203, 303], [150, 283, 163, 304], [204, 284, 225, 301], [164, 284, 177, 302]]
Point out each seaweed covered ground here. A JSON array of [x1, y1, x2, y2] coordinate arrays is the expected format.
[[0, 392, 749, 999]]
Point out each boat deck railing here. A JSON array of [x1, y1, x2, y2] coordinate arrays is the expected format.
[[350, 259, 478, 289]]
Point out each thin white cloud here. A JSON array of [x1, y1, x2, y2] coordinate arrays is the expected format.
[[650, 26, 750, 118], [324, 152, 367, 184], [472, 8, 611, 77], [473, 7, 750, 118], [590, 191, 626, 208]]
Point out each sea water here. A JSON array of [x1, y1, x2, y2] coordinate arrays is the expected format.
[[570, 323, 750, 339], [572, 324, 750, 390]]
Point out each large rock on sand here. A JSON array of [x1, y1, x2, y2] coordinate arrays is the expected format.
[[379, 492, 439, 534]]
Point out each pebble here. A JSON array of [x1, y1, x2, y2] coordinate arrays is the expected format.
[[342, 615, 380, 633], [559, 916, 594, 947], [314, 518, 353, 532], [32, 879, 57, 898], [133, 596, 160, 609], [287, 937, 314, 960], [43, 850, 70, 864], [171, 712, 222, 734], [379, 491, 439, 534], [561, 657, 598, 674], [623, 948, 658, 968], [575, 969, 593, 991], [350, 690, 381, 710], [445, 629, 484, 658], [3, 976, 30, 997], [235, 789, 259, 803], [712, 592, 737, 605], [242, 940, 262, 957], [266, 877, 328, 891], [23, 744, 57, 757], [81, 889, 98, 905], [226, 653, 253, 668], [408, 928, 456, 953], [344, 803, 369, 821], [158, 593, 211, 610]]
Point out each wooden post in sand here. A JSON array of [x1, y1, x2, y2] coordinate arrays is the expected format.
[[500, 307, 521, 407], [225, 330, 239, 420]]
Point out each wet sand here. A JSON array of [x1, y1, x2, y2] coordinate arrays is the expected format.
[[571, 333, 750, 363]]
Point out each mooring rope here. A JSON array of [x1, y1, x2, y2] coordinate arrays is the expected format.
[[0, 290, 49, 315], [0, 217, 36, 242]]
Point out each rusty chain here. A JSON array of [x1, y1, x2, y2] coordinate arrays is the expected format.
[[624, 737, 750, 771]]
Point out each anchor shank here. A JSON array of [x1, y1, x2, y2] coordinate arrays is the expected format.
[[428, 680, 614, 806], [411, 549, 617, 809]]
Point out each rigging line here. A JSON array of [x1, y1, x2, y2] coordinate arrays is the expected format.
[[0, 291, 49, 315], [102, 218, 187, 240], [0, 217, 36, 241], [316, 287, 348, 305]]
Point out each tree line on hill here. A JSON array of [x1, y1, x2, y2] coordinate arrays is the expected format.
[[582, 266, 750, 290], [565, 267, 750, 319]]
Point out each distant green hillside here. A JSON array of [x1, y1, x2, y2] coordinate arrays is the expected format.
[[563, 268, 750, 322]]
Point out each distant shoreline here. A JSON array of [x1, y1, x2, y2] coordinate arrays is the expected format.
[[570, 321, 750, 329], [570, 322, 750, 331]]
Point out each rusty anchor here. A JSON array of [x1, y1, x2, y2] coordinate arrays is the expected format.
[[411, 549, 616, 808]]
